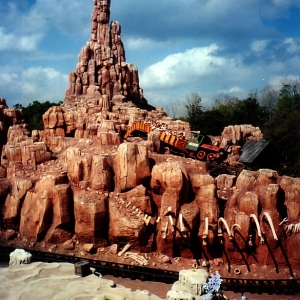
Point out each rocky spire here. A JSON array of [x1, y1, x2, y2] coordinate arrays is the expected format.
[[65, 0, 145, 106]]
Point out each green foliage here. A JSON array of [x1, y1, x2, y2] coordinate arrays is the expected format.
[[200, 109, 227, 135], [258, 85, 279, 124], [270, 89, 300, 173], [182, 93, 267, 135], [13, 103, 23, 109], [214, 96, 267, 127], [184, 93, 203, 130], [13, 100, 62, 132]]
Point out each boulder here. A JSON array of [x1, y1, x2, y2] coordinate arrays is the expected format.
[[19, 177, 73, 243], [83, 243, 94, 253], [73, 190, 108, 246], [3, 177, 33, 230], [108, 192, 146, 246], [114, 143, 151, 191], [63, 239, 75, 250]]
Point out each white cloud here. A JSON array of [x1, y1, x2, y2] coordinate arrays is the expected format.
[[251, 40, 270, 53], [139, 44, 256, 108], [268, 75, 300, 87], [283, 38, 300, 54], [2, 0, 91, 43], [0, 67, 67, 106], [0, 73, 18, 84], [140, 44, 252, 95], [217, 86, 244, 94], [20, 34, 43, 51], [140, 44, 230, 89], [21, 67, 68, 103], [143, 91, 174, 108], [0, 27, 43, 52], [125, 37, 170, 50]]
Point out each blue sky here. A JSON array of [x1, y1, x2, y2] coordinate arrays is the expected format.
[[1, 0, 300, 110]]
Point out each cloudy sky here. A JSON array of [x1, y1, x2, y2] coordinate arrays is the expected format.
[[1, 0, 300, 109]]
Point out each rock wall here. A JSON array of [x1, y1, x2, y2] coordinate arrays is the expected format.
[[1, 133, 300, 274]]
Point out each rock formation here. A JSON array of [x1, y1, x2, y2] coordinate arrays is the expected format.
[[0, 0, 299, 282], [168, 268, 210, 299], [0, 98, 24, 174], [65, 0, 145, 106]]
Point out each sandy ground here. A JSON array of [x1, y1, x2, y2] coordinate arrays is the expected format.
[[104, 275, 300, 300], [0, 261, 163, 300], [1, 261, 299, 300]]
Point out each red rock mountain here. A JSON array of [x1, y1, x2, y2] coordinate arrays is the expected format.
[[0, 0, 299, 280], [65, 0, 148, 108]]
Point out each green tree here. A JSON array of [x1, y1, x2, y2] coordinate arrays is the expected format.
[[181, 93, 267, 135], [200, 109, 227, 135], [259, 85, 279, 124], [13, 103, 24, 109], [211, 95, 267, 131], [232, 97, 267, 126], [183, 93, 203, 130], [270, 88, 300, 173], [14, 100, 62, 132], [213, 96, 242, 125]]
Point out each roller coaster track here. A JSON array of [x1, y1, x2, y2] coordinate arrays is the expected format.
[[1, 245, 299, 295]]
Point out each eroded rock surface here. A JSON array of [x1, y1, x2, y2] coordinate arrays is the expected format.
[[0, 0, 299, 281], [65, 0, 144, 104]]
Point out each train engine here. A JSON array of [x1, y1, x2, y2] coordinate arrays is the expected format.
[[184, 131, 227, 161]]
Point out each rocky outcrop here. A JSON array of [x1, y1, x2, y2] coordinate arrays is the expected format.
[[0, 99, 24, 169], [195, 179, 219, 245], [38, 0, 192, 148], [2, 144, 299, 271], [19, 175, 72, 243], [40, 0, 169, 144], [220, 124, 263, 147], [3, 177, 33, 230], [0, 0, 299, 281], [151, 161, 189, 255], [114, 142, 151, 192], [73, 189, 108, 246], [217, 124, 264, 165], [1, 124, 52, 177], [66, 148, 114, 191], [1, 107, 300, 273], [65, 0, 145, 106], [108, 193, 146, 247]]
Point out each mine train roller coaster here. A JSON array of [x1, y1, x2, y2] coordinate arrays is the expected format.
[[124, 122, 230, 161]]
